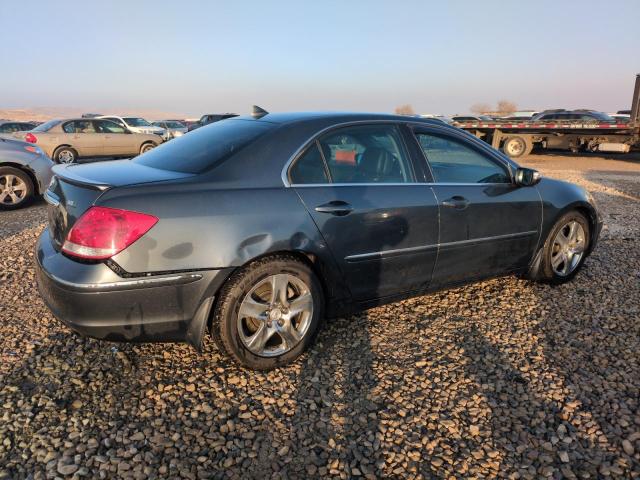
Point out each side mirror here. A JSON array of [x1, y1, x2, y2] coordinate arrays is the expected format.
[[515, 167, 541, 186], [124, 129, 132, 134]]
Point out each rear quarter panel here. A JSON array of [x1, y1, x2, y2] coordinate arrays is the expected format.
[[99, 183, 351, 305]]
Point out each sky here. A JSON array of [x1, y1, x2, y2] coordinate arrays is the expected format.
[[1, 0, 639, 117]]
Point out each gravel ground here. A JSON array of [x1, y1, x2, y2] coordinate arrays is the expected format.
[[1, 153, 639, 479]]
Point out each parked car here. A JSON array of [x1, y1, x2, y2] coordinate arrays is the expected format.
[[608, 113, 631, 123], [531, 110, 616, 122], [188, 113, 238, 131], [16, 118, 162, 163], [0, 121, 37, 135], [36, 112, 601, 370], [152, 120, 188, 139], [451, 115, 495, 122], [0, 137, 53, 209], [98, 116, 167, 140]]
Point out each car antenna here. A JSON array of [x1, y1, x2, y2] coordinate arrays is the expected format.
[[252, 105, 268, 119]]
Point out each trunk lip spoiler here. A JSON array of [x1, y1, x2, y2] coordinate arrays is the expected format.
[[52, 164, 111, 191]]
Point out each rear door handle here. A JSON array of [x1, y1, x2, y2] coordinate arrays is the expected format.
[[314, 201, 353, 216], [442, 196, 470, 210]]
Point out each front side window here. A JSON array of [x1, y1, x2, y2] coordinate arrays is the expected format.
[[416, 133, 510, 184], [317, 124, 414, 184], [95, 120, 126, 133]]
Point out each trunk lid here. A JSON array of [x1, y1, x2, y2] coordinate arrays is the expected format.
[[46, 160, 194, 249]]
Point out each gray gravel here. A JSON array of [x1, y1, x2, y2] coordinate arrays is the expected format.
[[1, 154, 639, 479]]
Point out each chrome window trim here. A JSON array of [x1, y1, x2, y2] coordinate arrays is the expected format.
[[344, 230, 538, 262], [281, 119, 516, 188], [289, 182, 513, 188]]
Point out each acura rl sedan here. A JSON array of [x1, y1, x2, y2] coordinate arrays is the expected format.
[[36, 112, 602, 370]]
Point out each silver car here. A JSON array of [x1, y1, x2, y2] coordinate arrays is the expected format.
[[0, 137, 53, 209], [152, 120, 188, 139]]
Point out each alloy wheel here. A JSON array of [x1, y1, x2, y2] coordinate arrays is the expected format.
[[58, 150, 75, 163], [551, 220, 586, 276], [0, 174, 27, 206], [237, 274, 313, 357]]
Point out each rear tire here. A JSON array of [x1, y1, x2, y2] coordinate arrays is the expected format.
[[212, 255, 324, 370], [537, 211, 590, 284], [0, 167, 34, 210], [53, 146, 78, 164], [502, 136, 532, 158], [139, 142, 156, 155]]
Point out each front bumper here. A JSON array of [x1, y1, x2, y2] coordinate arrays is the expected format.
[[35, 229, 233, 347]]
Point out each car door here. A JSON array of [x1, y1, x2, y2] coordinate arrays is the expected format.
[[289, 123, 439, 302], [411, 127, 542, 288], [94, 119, 132, 156], [61, 120, 102, 156]]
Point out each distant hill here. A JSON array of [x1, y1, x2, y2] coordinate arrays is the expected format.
[[0, 107, 189, 122]]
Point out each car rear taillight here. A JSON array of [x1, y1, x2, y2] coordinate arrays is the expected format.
[[25, 133, 37, 143], [62, 206, 158, 260]]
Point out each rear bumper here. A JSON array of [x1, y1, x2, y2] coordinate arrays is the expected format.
[[35, 229, 233, 347]]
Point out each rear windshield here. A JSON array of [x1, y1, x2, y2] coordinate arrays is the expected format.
[[33, 119, 62, 132], [133, 119, 274, 174]]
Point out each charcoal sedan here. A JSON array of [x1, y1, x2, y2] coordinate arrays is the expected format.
[[36, 112, 602, 370]]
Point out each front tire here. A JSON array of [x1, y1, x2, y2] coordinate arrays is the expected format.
[[212, 255, 324, 370], [0, 167, 34, 210], [53, 146, 78, 164], [538, 211, 590, 284]]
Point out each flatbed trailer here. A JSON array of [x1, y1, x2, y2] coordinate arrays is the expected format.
[[453, 75, 640, 158]]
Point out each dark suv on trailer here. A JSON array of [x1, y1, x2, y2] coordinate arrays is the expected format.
[[531, 110, 616, 122]]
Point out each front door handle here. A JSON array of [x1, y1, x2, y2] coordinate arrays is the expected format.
[[442, 196, 470, 210], [314, 200, 353, 216]]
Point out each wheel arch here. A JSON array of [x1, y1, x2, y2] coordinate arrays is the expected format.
[[204, 249, 341, 340], [548, 201, 599, 255]]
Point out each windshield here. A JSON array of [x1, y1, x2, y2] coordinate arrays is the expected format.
[[133, 119, 274, 174], [165, 121, 185, 128], [123, 117, 152, 127], [33, 119, 62, 132]]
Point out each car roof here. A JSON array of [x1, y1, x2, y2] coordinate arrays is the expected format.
[[230, 111, 449, 127]]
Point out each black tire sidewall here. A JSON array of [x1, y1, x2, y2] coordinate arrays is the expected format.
[[213, 256, 324, 370], [541, 211, 590, 284], [53, 147, 77, 164], [0, 166, 34, 210]]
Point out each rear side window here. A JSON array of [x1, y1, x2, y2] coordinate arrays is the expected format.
[[417, 133, 510, 184], [63, 121, 96, 133], [95, 120, 126, 133], [317, 124, 414, 184], [134, 119, 274, 174], [289, 143, 329, 184]]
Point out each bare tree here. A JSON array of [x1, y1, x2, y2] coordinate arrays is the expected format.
[[394, 104, 415, 116], [470, 103, 491, 115], [496, 100, 517, 115]]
